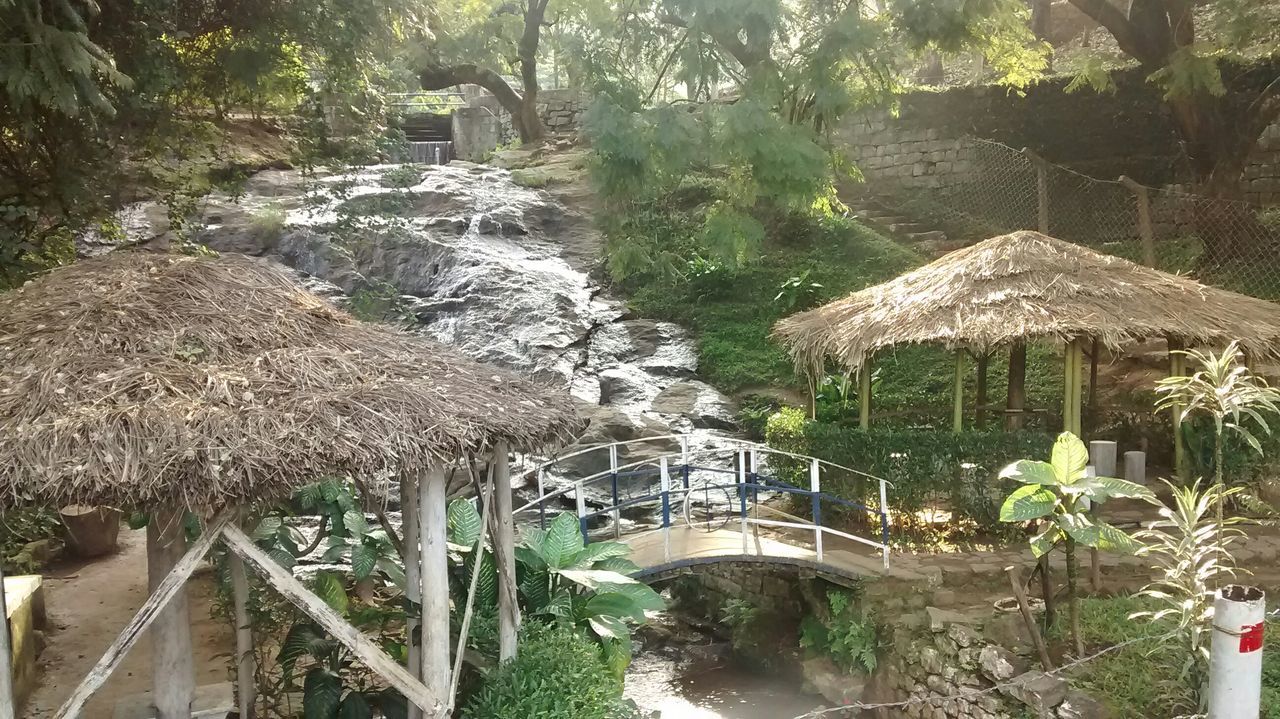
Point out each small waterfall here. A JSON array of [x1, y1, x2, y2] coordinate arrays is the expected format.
[[408, 141, 453, 165]]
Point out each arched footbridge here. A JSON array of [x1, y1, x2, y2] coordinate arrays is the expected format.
[[512, 434, 924, 584]]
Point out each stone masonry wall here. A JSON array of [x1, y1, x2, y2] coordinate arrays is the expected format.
[[836, 60, 1280, 206], [536, 89, 586, 135]]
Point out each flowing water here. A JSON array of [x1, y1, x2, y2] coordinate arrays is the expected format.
[[89, 158, 822, 717]]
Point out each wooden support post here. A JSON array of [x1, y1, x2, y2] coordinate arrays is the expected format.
[[0, 558, 15, 719], [492, 442, 520, 662], [55, 514, 231, 719], [1063, 339, 1082, 436], [1072, 340, 1084, 437], [1168, 338, 1188, 479], [1087, 338, 1099, 434], [229, 547, 256, 719], [147, 507, 195, 719], [1006, 566, 1054, 671], [418, 467, 450, 707], [221, 525, 442, 716], [858, 359, 872, 430], [1119, 176, 1156, 267], [1024, 148, 1050, 234], [400, 474, 423, 719], [952, 350, 965, 433], [975, 351, 990, 430], [1006, 341, 1027, 431]]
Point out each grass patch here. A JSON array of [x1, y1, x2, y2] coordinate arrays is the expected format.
[[1056, 594, 1280, 717]]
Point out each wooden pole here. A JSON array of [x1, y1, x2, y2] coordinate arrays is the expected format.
[[0, 557, 15, 719], [399, 474, 422, 719], [221, 525, 443, 717], [55, 513, 228, 719], [1024, 148, 1050, 234], [975, 351, 989, 430], [1006, 341, 1027, 431], [1063, 339, 1082, 436], [229, 546, 256, 719], [1006, 566, 1054, 671], [418, 467, 450, 707], [952, 350, 965, 433], [1119, 175, 1156, 267], [492, 442, 520, 661], [1087, 338, 1099, 434], [1071, 340, 1084, 437], [147, 507, 195, 719], [858, 360, 872, 430], [1169, 338, 1188, 479]]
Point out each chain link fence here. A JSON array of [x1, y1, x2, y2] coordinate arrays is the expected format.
[[885, 137, 1280, 301]]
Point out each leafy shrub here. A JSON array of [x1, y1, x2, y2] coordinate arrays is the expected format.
[[461, 623, 634, 719], [720, 597, 764, 652], [765, 407, 1053, 536], [799, 588, 879, 674], [247, 203, 286, 244], [379, 165, 423, 189]]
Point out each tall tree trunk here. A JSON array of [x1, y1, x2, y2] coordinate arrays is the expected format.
[[516, 0, 548, 142], [419, 63, 538, 142], [1030, 0, 1051, 41]]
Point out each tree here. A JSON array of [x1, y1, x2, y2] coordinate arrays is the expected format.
[[419, 0, 556, 142], [998, 432, 1155, 655]]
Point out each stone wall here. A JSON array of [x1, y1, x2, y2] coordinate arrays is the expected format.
[[836, 61, 1280, 206], [536, 89, 586, 134]]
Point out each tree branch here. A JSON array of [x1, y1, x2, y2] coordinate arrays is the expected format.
[[418, 61, 534, 140], [1065, 0, 1162, 66]]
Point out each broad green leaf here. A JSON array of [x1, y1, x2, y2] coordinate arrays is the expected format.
[[600, 635, 633, 678], [380, 690, 408, 719], [596, 581, 665, 613], [1059, 512, 1101, 547], [579, 541, 632, 566], [277, 622, 330, 679], [252, 516, 283, 541], [312, 571, 349, 614], [998, 460, 1057, 486], [1074, 476, 1157, 504], [589, 614, 630, 639], [1030, 524, 1063, 558], [351, 543, 378, 580], [593, 556, 641, 575], [584, 592, 647, 623], [268, 546, 298, 570], [1092, 521, 1140, 554], [337, 691, 373, 719], [446, 499, 482, 546], [558, 568, 636, 589], [999, 484, 1057, 522], [1050, 432, 1089, 483], [377, 557, 406, 589], [540, 588, 574, 619], [542, 513, 585, 569], [341, 510, 368, 537], [303, 668, 342, 719]]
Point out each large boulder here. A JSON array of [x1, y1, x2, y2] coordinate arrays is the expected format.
[[651, 380, 737, 430]]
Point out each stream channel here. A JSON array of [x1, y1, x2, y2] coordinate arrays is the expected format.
[[100, 158, 827, 717]]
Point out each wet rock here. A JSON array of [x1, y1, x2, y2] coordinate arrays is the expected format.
[[802, 656, 866, 705], [984, 611, 1037, 656], [1058, 690, 1109, 719], [651, 380, 738, 430], [978, 645, 1026, 682], [946, 622, 981, 648], [926, 606, 980, 632], [1002, 671, 1068, 713]]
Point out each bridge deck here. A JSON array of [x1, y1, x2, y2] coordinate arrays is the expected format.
[[624, 526, 924, 585]]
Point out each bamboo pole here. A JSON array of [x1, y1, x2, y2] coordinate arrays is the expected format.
[[1168, 338, 1187, 479], [147, 507, 195, 719], [492, 441, 520, 661], [952, 350, 965, 433], [400, 473, 422, 719], [975, 351, 989, 430], [418, 467, 450, 707], [858, 360, 872, 430]]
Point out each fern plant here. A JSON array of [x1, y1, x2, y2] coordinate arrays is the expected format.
[[1131, 480, 1244, 714]]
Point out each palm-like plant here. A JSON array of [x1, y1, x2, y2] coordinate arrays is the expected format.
[[1131, 480, 1244, 713], [1155, 340, 1280, 530], [999, 432, 1157, 654]]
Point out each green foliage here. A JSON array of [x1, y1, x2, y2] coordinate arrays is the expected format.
[[765, 406, 1053, 538], [1130, 480, 1244, 714], [773, 269, 824, 312], [799, 588, 879, 674], [720, 597, 764, 652], [248, 204, 288, 245], [379, 166, 424, 189], [461, 623, 635, 719], [0, 506, 62, 572]]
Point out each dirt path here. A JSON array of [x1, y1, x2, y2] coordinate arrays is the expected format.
[[24, 526, 233, 719]]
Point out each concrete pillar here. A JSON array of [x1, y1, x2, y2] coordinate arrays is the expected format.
[[1208, 585, 1266, 718], [1089, 441, 1118, 477], [1124, 451, 1147, 485]]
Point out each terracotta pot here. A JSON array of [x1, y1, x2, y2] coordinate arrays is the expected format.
[[59, 505, 122, 558]]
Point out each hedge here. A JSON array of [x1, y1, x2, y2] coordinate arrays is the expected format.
[[764, 407, 1054, 537]]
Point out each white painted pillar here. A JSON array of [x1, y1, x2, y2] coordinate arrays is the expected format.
[[660, 458, 671, 563], [879, 479, 890, 570], [229, 550, 256, 719], [609, 444, 621, 540], [738, 450, 749, 554], [1124, 451, 1147, 485], [493, 442, 519, 662], [1089, 440, 1118, 477], [147, 507, 195, 719], [0, 559, 15, 719], [810, 459, 823, 562], [1208, 585, 1266, 718], [400, 473, 422, 719], [418, 467, 450, 708]]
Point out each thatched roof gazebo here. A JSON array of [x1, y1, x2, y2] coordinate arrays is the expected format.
[[773, 231, 1280, 468], [0, 252, 579, 718]]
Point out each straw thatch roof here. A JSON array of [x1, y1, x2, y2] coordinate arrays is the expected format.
[[0, 252, 580, 510], [774, 231, 1280, 374]]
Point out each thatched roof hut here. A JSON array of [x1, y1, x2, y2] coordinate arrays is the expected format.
[[774, 230, 1280, 375], [0, 252, 580, 511]]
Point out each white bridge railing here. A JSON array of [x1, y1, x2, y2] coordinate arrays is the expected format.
[[511, 434, 893, 570]]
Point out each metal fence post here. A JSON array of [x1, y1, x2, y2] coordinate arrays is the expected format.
[[1023, 147, 1050, 234], [575, 483, 589, 545], [739, 450, 749, 554], [879, 479, 890, 570], [810, 458, 823, 562], [1119, 175, 1156, 267], [609, 444, 620, 540], [536, 469, 547, 530], [660, 457, 671, 563]]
